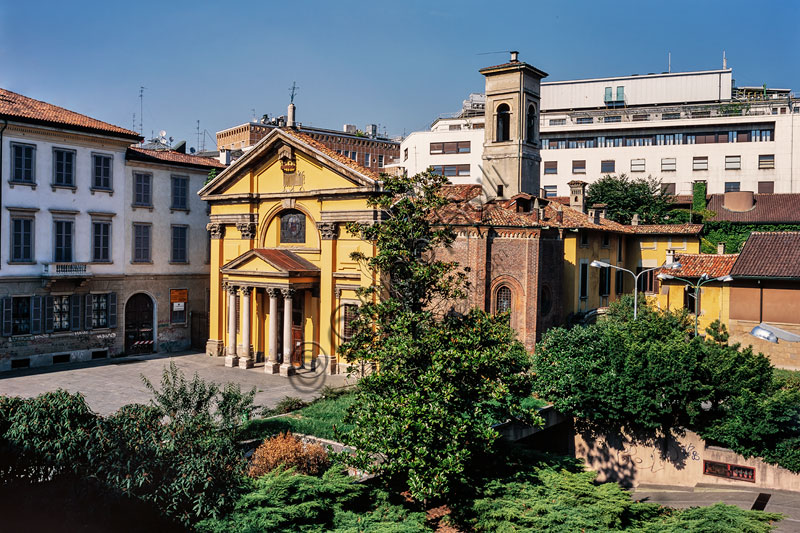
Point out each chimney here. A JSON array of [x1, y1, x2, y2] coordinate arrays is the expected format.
[[593, 209, 601, 225], [666, 249, 675, 265], [717, 242, 726, 255], [218, 149, 231, 166], [631, 213, 640, 226], [510, 50, 519, 62], [568, 180, 587, 213], [531, 198, 540, 222], [287, 103, 296, 128], [556, 205, 563, 224]]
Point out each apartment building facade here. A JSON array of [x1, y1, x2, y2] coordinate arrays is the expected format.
[[0, 88, 223, 370], [399, 64, 799, 198]]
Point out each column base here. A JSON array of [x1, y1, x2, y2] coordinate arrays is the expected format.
[[264, 362, 281, 374], [238, 357, 253, 369], [279, 363, 296, 377], [206, 339, 224, 357], [224, 355, 239, 368]]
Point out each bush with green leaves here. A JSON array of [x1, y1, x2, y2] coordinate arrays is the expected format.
[[339, 170, 539, 502]]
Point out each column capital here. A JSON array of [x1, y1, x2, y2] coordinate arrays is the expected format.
[[236, 222, 257, 239], [226, 284, 239, 295], [281, 287, 295, 299], [266, 287, 280, 298], [240, 286, 252, 297], [207, 222, 225, 239], [316, 222, 339, 240]]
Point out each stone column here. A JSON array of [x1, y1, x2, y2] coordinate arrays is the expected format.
[[238, 287, 253, 368], [225, 284, 239, 368], [265, 288, 280, 374], [279, 287, 296, 376]]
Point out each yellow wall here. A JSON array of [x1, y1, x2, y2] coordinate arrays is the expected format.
[[656, 282, 730, 334]]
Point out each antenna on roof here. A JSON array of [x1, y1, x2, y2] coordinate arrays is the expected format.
[[289, 81, 299, 104], [139, 86, 146, 137], [196, 120, 201, 153], [476, 50, 512, 55], [668, 52, 671, 73]]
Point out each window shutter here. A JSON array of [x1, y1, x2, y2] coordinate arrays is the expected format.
[[2, 297, 11, 337], [31, 296, 42, 334], [108, 293, 117, 329], [71, 294, 82, 331], [85, 294, 93, 330], [45, 296, 54, 333]]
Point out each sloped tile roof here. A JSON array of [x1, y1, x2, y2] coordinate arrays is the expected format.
[[253, 249, 320, 274], [441, 184, 483, 202], [127, 147, 225, 169], [0, 87, 141, 140], [666, 253, 738, 278], [706, 194, 800, 223], [731, 232, 800, 278], [282, 128, 382, 181], [630, 224, 703, 235]]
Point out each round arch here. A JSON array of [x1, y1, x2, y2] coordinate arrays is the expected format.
[[489, 274, 524, 330], [124, 291, 157, 354], [495, 103, 511, 142], [257, 203, 320, 249]]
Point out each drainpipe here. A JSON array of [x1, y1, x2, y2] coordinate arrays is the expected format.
[[0, 118, 7, 271]]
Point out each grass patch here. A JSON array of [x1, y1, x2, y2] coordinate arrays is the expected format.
[[773, 367, 800, 386], [242, 393, 355, 442]]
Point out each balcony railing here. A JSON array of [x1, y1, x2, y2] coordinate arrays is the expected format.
[[42, 263, 92, 277]]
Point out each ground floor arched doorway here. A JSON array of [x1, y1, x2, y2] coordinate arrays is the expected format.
[[125, 293, 154, 354]]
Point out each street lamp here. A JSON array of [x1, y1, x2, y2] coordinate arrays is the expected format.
[[590, 260, 681, 320], [749, 323, 800, 344], [656, 272, 733, 336]]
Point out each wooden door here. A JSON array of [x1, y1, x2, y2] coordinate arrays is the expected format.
[[125, 293, 154, 354]]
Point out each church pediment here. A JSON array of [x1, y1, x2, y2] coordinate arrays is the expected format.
[[220, 248, 320, 278]]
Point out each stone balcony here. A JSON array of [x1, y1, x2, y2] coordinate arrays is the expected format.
[[42, 262, 92, 288]]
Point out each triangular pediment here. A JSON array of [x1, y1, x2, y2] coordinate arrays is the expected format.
[[198, 128, 380, 198], [221, 248, 320, 277]]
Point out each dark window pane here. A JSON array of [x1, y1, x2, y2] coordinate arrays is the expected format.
[[280, 210, 306, 243]]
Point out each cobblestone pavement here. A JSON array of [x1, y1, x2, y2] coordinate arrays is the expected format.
[[0, 351, 353, 415], [632, 484, 800, 533]]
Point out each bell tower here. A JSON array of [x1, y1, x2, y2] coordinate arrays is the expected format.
[[480, 51, 548, 199]]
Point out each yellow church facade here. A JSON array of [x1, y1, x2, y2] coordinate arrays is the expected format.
[[199, 128, 381, 375]]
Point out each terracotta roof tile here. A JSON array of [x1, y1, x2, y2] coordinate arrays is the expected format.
[[127, 147, 225, 169], [630, 224, 703, 235], [730, 232, 800, 278], [253, 249, 320, 274], [282, 128, 381, 181], [441, 184, 483, 202], [664, 253, 738, 278], [706, 193, 800, 223], [0, 88, 141, 139]]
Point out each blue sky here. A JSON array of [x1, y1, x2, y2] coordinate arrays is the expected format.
[[2, 0, 798, 148]]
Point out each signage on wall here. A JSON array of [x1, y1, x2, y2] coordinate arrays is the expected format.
[[170, 289, 188, 303], [173, 302, 185, 311]]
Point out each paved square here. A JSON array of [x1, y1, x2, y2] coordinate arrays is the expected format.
[[0, 351, 352, 415]]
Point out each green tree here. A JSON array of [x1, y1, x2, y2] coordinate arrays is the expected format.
[[341, 170, 539, 502], [586, 173, 673, 224]]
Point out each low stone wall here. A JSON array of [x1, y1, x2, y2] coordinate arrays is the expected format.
[[728, 319, 800, 370], [574, 427, 800, 492]]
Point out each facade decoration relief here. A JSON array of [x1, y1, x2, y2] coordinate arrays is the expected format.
[[317, 222, 339, 240]]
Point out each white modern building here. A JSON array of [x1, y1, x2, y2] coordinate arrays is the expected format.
[[399, 64, 800, 197], [0, 88, 223, 370]]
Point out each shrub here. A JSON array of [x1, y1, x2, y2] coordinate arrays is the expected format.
[[249, 432, 329, 477], [274, 396, 308, 414]]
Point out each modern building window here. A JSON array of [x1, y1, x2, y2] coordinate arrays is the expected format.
[[496, 286, 512, 316], [630, 159, 646, 172], [599, 266, 611, 297], [601, 160, 615, 173], [758, 181, 774, 194], [693, 156, 708, 171], [54, 220, 73, 262], [616, 86, 624, 102], [280, 210, 306, 244], [724, 182, 740, 193], [92, 221, 111, 262], [364, 153, 371, 166], [403, 148, 408, 161], [576, 117, 593, 124], [604, 116, 622, 123], [633, 114, 649, 122], [431, 165, 470, 177], [542, 185, 557, 198], [548, 118, 566, 126], [92, 153, 113, 190], [604, 87, 613, 102], [572, 160, 586, 174], [171, 176, 188, 209], [661, 183, 676, 195], [758, 154, 775, 169], [430, 141, 470, 154], [11, 143, 35, 184], [496, 103, 510, 142], [133, 172, 152, 206], [53, 148, 76, 186], [725, 155, 741, 170], [662, 112, 681, 120], [171, 225, 188, 263], [51, 295, 71, 332], [133, 223, 151, 262], [11, 218, 34, 263], [527, 105, 537, 143], [661, 158, 676, 172], [544, 161, 557, 174], [579, 263, 588, 299]]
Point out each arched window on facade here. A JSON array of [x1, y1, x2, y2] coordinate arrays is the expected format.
[[526, 104, 537, 143], [496, 104, 510, 142], [280, 210, 306, 243], [496, 285, 512, 317]]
